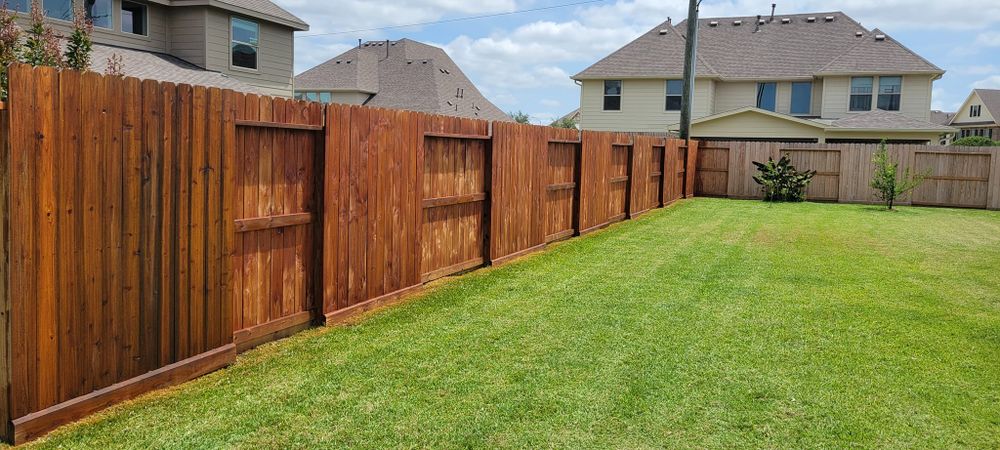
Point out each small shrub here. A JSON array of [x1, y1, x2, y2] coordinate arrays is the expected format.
[[0, 3, 23, 100], [22, 1, 62, 68], [752, 156, 816, 202], [63, 2, 93, 71], [870, 140, 928, 210], [104, 53, 124, 77], [551, 116, 578, 129], [951, 136, 998, 147]]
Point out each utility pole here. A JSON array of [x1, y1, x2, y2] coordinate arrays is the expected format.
[[679, 0, 700, 139]]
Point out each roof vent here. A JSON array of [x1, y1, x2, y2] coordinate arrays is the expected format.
[[709, 21, 718, 27], [758, 19, 766, 25], [855, 31, 863, 37], [806, 16, 816, 22], [781, 18, 790, 24], [733, 20, 742, 26], [825, 16, 835, 22], [875, 34, 886, 40], [335, 60, 341, 64], [345, 60, 351, 64], [658, 29, 669, 35]]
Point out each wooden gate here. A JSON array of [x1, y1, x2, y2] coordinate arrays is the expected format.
[[695, 145, 729, 196], [545, 138, 580, 243], [231, 101, 323, 351], [781, 148, 841, 201], [421, 133, 491, 282], [912, 151, 991, 208], [609, 143, 632, 222], [664, 139, 686, 203]]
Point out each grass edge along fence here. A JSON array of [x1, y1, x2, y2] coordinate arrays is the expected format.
[[695, 141, 1000, 209], [0, 64, 698, 444]]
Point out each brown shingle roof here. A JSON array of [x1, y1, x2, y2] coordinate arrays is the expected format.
[[295, 39, 510, 121], [90, 44, 258, 92], [828, 109, 954, 131], [172, 0, 309, 30], [930, 110, 955, 126], [574, 11, 942, 80], [974, 89, 1000, 121]]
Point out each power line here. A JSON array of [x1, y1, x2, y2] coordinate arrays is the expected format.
[[296, 0, 607, 39]]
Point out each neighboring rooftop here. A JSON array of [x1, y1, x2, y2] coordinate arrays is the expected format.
[[296, 39, 510, 121], [930, 110, 956, 126], [574, 11, 942, 80], [90, 44, 258, 93], [972, 89, 1000, 121], [175, 0, 309, 30], [826, 109, 954, 131]]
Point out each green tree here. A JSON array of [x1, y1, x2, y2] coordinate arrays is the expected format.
[[870, 140, 927, 210], [951, 135, 998, 147], [551, 116, 578, 129], [510, 110, 530, 124], [64, 2, 93, 71]]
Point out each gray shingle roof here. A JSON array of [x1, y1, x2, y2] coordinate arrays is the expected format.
[[828, 109, 954, 131], [974, 89, 1000, 122], [295, 39, 510, 122], [930, 110, 955, 126], [574, 11, 942, 80], [90, 43, 258, 93]]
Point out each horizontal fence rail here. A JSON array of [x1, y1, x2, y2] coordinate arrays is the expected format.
[[695, 141, 1000, 210], [0, 64, 696, 444]]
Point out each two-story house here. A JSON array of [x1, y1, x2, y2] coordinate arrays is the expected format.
[[573, 11, 955, 143], [10, 0, 307, 96], [949, 89, 1000, 141], [294, 39, 510, 121]]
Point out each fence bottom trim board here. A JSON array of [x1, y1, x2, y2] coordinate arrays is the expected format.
[[12, 344, 237, 445], [491, 243, 546, 267], [421, 257, 486, 283], [323, 284, 424, 326], [578, 221, 612, 237], [233, 311, 316, 353], [545, 229, 575, 244]]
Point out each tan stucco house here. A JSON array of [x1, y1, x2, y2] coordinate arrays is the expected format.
[[573, 11, 955, 143], [293, 39, 510, 121], [11, 0, 308, 96], [949, 89, 1000, 141]]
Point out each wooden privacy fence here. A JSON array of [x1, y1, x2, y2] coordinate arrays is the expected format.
[[695, 141, 1000, 209], [0, 65, 698, 444]]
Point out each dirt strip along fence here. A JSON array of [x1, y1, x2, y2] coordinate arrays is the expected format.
[[696, 141, 1000, 210], [0, 64, 698, 444]]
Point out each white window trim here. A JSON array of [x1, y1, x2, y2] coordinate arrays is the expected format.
[[229, 16, 260, 73], [665, 80, 682, 112], [876, 75, 903, 112], [847, 75, 904, 114], [603, 80, 623, 113]]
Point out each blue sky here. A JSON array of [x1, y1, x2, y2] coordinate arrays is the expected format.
[[275, 0, 1000, 124]]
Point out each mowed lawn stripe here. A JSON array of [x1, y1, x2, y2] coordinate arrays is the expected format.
[[22, 199, 1000, 449]]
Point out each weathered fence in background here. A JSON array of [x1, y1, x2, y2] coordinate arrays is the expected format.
[[0, 64, 697, 444], [696, 141, 1000, 209]]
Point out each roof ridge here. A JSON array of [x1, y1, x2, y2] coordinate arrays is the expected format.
[[573, 19, 674, 78]]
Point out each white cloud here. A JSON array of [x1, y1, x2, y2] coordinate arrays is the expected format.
[[973, 75, 1000, 89], [975, 31, 1000, 47], [540, 99, 562, 108]]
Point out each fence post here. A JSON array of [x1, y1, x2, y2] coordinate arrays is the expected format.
[[685, 139, 699, 198]]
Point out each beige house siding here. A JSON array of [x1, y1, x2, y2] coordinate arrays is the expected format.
[[692, 111, 824, 140], [204, 9, 296, 96], [811, 79, 824, 116], [16, 0, 170, 53], [579, 78, 713, 132], [952, 92, 997, 124], [331, 91, 372, 104], [821, 74, 934, 121], [167, 7, 208, 67], [714, 81, 756, 114]]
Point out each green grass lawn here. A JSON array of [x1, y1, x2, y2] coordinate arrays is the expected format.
[[25, 199, 1000, 449]]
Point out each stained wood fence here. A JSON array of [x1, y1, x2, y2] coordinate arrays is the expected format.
[[0, 65, 697, 444], [696, 141, 1000, 209]]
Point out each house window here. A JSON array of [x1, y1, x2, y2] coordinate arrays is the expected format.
[[850, 76, 873, 111], [231, 17, 259, 70], [10, 0, 29, 12], [603, 80, 622, 111], [121, 1, 147, 36], [43, 0, 72, 20], [756, 82, 776, 111], [970, 105, 981, 117], [665, 80, 682, 111], [790, 82, 812, 115], [85, 0, 113, 29], [877, 76, 901, 111]]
